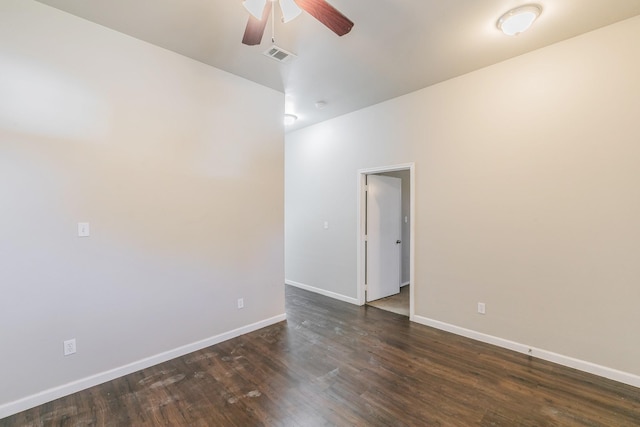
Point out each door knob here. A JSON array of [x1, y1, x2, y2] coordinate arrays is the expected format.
[[396, 240, 402, 244]]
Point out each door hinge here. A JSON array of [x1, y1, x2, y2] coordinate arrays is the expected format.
[[364, 235, 368, 242], [364, 284, 368, 291], [364, 185, 368, 191]]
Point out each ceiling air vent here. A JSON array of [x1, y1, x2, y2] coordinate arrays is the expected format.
[[263, 45, 297, 63]]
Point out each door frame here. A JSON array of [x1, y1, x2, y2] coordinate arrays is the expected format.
[[357, 163, 415, 319]]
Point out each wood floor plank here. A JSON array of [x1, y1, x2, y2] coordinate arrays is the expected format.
[[2, 285, 639, 426]]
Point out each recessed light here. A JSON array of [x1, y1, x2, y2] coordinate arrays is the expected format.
[[497, 4, 542, 36], [315, 101, 327, 109]]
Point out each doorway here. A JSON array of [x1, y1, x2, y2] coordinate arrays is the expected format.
[[357, 163, 414, 319]]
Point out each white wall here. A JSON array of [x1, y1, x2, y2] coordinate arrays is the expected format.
[[286, 16, 640, 380], [380, 170, 410, 285], [0, 0, 284, 415]]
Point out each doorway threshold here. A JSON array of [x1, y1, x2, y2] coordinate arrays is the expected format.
[[367, 285, 410, 316]]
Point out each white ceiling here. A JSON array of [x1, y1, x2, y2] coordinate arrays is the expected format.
[[35, 0, 640, 132]]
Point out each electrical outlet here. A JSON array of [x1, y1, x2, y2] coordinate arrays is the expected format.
[[237, 298, 244, 309], [64, 339, 76, 356], [477, 302, 486, 315]]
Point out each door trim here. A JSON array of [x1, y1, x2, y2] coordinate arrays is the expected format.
[[357, 163, 415, 320]]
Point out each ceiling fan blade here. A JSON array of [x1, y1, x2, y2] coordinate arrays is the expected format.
[[242, 1, 273, 46], [295, 0, 354, 36]]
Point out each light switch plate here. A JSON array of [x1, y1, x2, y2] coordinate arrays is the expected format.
[[477, 302, 486, 314]]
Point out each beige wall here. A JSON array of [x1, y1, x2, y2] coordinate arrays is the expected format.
[[286, 16, 640, 377], [0, 0, 284, 411]]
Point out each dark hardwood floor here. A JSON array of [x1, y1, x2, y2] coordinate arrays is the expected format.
[[3, 285, 639, 426]]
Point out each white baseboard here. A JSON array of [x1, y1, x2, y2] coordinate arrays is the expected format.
[[0, 313, 287, 419], [285, 280, 360, 305], [412, 315, 640, 389]]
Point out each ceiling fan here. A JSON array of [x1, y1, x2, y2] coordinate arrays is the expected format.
[[241, 0, 354, 46]]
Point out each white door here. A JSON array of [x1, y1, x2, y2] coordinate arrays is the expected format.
[[366, 175, 402, 302]]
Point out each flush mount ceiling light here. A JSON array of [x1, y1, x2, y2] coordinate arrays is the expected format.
[[284, 114, 298, 125], [497, 4, 542, 36]]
